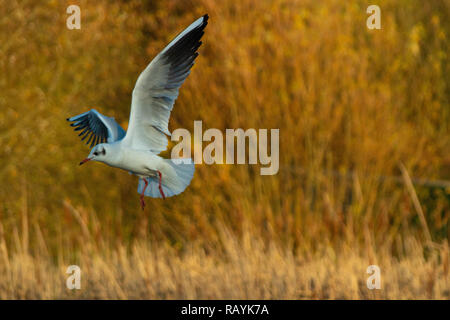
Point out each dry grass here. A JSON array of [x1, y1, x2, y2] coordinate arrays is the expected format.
[[0, 0, 449, 299], [1, 224, 448, 299]]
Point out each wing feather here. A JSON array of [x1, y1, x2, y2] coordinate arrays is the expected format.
[[122, 14, 208, 153], [67, 109, 126, 147]]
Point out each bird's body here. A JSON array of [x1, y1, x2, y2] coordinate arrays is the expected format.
[[96, 141, 160, 176], [67, 14, 208, 209]]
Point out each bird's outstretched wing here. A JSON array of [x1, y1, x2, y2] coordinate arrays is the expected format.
[[67, 109, 126, 147], [121, 14, 208, 153]]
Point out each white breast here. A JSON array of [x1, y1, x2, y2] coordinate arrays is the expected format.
[[111, 144, 162, 176]]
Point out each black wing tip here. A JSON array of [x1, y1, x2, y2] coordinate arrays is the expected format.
[[200, 14, 208, 30], [167, 14, 208, 57], [66, 111, 108, 147]]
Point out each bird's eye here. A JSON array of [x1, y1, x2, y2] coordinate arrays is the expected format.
[[93, 152, 98, 156], [102, 149, 106, 155]]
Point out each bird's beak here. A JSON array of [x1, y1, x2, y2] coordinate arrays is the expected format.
[[79, 158, 91, 165]]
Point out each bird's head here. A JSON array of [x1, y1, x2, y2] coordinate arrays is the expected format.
[[79, 143, 109, 165]]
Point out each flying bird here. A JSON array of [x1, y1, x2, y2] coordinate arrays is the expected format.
[[67, 14, 208, 210]]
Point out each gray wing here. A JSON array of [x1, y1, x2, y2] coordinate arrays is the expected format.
[[121, 14, 208, 153], [67, 109, 126, 147]]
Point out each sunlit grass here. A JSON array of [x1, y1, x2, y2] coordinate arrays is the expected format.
[[0, 0, 448, 299]]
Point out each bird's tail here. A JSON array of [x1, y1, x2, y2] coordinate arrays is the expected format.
[[137, 158, 195, 198]]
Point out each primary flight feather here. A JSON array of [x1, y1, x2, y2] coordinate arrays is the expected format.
[[67, 14, 208, 209]]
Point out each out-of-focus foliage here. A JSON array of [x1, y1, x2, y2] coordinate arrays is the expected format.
[[1, 227, 449, 299], [0, 0, 448, 298]]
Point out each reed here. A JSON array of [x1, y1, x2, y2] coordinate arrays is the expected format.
[[0, 0, 448, 299]]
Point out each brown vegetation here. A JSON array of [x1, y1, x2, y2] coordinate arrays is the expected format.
[[0, 0, 448, 299]]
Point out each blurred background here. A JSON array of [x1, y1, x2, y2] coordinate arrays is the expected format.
[[0, 0, 448, 298]]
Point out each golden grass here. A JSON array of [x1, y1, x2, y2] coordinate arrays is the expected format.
[[1, 224, 448, 299], [0, 0, 448, 299]]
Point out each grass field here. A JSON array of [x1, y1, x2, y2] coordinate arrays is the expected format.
[[1, 225, 449, 299], [0, 0, 448, 299]]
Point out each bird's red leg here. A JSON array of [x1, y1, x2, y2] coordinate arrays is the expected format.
[[157, 171, 166, 200], [140, 178, 149, 210]]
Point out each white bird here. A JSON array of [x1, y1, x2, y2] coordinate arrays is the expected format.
[[67, 14, 208, 210]]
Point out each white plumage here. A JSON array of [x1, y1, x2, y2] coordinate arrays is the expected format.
[[67, 14, 208, 209]]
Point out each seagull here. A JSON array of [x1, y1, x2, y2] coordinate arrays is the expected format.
[[67, 14, 208, 210]]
